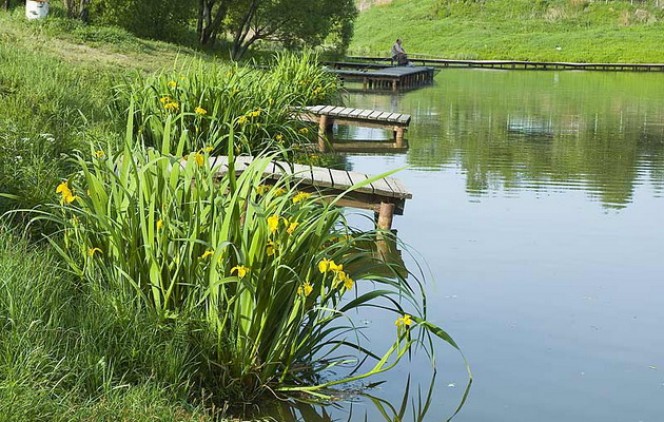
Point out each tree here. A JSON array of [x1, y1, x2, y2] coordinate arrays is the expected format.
[[90, 0, 196, 42], [226, 0, 357, 59], [63, 0, 90, 21], [197, 0, 235, 46]]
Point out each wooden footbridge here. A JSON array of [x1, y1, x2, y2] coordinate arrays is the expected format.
[[295, 105, 411, 152], [342, 56, 664, 72], [205, 156, 412, 230], [324, 64, 435, 91]]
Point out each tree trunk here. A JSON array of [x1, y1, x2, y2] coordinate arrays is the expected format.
[[79, 0, 89, 23], [230, 0, 259, 59], [63, 0, 75, 17], [197, 0, 229, 46], [2, 0, 10, 11]]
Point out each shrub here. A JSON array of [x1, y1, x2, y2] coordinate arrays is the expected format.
[[89, 0, 197, 42]]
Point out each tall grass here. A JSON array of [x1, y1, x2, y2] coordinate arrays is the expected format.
[[0, 26, 118, 222], [113, 52, 339, 155], [0, 226, 210, 420]]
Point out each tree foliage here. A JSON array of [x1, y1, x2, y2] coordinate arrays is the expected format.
[[226, 0, 357, 59], [90, 0, 197, 42]]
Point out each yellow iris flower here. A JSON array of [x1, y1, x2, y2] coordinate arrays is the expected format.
[[256, 185, 271, 195], [329, 261, 343, 273], [287, 222, 299, 235], [292, 192, 311, 204], [231, 265, 249, 279], [164, 102, 179, 112], [395, 314, 413, 328], [194, 152, 205, 167], [266, 241, 277, 256], [268, 215, 281, 234], [297, 281, 314, 297], [56, 181, 77, 204]]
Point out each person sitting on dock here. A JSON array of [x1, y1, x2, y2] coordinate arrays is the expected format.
[[391, 39, 410, 66]]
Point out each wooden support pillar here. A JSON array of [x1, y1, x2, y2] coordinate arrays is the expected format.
[[318, 115, 328, 152], [392, 79, 398, 92], [395, 127, 405, 148], [376, 202, 395, 230], [363, 77, 368, 90]]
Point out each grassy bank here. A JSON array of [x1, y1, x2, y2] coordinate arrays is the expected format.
[[350, 0, 664, 62], [1, 7, 466, 420]]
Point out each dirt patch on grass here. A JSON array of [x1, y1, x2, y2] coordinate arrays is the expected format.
[[357, 0, 393, 12]]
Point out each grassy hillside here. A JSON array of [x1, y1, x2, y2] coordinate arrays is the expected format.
[[350, 0, 664, 62]]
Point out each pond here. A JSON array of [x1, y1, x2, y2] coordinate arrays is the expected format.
[[302, 68, 664, 421]]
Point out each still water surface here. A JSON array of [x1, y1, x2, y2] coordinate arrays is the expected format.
[[278, 69, 664, 421]]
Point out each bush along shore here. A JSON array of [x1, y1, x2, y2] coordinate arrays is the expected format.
[[0, 15, 469, 420]]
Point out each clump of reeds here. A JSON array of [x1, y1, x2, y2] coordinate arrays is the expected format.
[[29, 112, 466, 406], [112, 52, 338, 156]]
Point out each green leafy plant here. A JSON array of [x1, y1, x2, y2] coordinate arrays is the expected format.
[[30, 112, 469, 408], [112, 52, 338, 155]]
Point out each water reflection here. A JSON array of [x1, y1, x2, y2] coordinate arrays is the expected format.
[[339, 69, 664, 422], [345, 69, 664, 209], [251, 371, 451, 422]]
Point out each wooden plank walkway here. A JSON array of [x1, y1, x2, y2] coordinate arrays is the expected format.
[[204, 156, 412, 229], [297, 105, 411, 152], [344, 56, 664, 72], [325, 65, 435, 91]]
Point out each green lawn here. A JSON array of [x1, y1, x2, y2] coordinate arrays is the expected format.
[[351, 0, 664, 62]]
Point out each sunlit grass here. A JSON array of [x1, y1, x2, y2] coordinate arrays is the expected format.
[[351, 0, 664, 62]]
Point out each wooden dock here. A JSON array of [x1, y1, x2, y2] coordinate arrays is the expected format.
[[343, 56, 664, 72], [206, 156, 412, 230], [325, 65, 435, 91], [296, 105, 411, 152]]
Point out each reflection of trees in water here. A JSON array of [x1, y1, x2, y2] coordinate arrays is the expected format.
[[400, 70, 664, 208]]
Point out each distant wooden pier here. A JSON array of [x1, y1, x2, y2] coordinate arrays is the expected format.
[[295, 105, 411, 152], [343, 56, 664, 72], [207, 156, 412, 230], [324, 64, 435, 91]]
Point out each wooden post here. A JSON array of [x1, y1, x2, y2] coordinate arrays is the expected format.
[[392, 80, 398, 92], [376, 202, 395, 230], [318, 115, 328, 152], [395, 127, 405, 148], [375, 231, 391, 260], [363, 77, 368, 90]]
